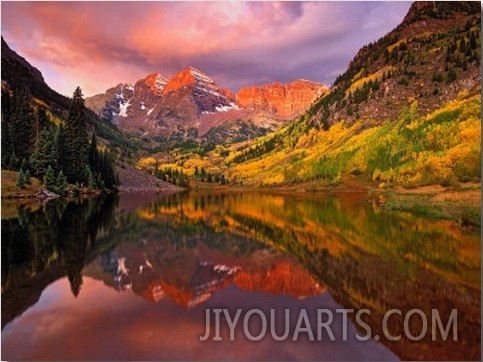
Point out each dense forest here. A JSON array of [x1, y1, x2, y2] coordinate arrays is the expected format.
[[1, 86, 118, 194]]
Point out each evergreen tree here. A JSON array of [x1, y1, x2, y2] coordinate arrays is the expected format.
[[30, 128, 58, 177], [97, 150, 117, 190], [62, 87, 89, 184], [432, 72, 444, 83], [20, 158, 28, 173], [25, 169, 32, 185], [45, 165, 56, 191], [9, 89, 36, 162], [372, 80, 380, 92], [8, 151, 19, 170], [88, 132, 99, 170], [55, 170, 68, 194], [87, 132, 118, 190], [36, 108, 50, 134], [95, 172, 105, 190], [1, 88, 13, 167], [84, 165, 95, 189], [154, 159, 159, 175], [16, 169, 27, 189]]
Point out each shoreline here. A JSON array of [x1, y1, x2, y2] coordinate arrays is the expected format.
[[188, 178, 481, 227], [3, 168, 480, 227]]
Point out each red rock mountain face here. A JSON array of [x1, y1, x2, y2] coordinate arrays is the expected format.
[[163, 66, 235, 101], [144, 72, 167, 96], [86, 67, 327, 144], [237, 80, 328, 119]]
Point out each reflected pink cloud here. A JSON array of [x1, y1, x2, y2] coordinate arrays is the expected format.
[[2, 277, 397, 360]]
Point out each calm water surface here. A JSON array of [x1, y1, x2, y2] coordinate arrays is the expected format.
[[1, 191, 480, 360]]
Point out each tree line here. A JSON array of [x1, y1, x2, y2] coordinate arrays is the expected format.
[[193, 166, 227, 184], [154, 166, 189, 187], [1, 86, 118, 194]]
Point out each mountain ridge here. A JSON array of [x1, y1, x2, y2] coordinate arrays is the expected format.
[[85, 66, 327, 145], [305, 0, 481, 130], [1, 36, 153, 190], [1, 36, 71, 118]]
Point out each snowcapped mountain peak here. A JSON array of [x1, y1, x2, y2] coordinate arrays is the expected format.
[[85, 66, 326, 143], [161, 66, 236, 114], [163, 66, 221, 95], [113, 83, 134, 99], [163, 66, 199, 93], [144, 72, 168, 95], [187, 66, 215, 85]]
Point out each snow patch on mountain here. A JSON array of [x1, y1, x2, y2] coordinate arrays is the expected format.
[[190, 67, 214, 84], [119, 99, 131, 117], [215, 102, 239, 112]]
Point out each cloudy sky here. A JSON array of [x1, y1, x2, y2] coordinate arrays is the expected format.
[[2, 1, 412, 97]]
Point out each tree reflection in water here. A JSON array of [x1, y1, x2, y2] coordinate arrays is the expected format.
[[1, 195, 121, 327]]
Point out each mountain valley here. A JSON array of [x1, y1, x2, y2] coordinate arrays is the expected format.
[[1, 1, 481, 199], [1, 3, 481, 361]]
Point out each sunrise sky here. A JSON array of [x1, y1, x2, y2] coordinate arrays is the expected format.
[[1, 1, 412, 97]]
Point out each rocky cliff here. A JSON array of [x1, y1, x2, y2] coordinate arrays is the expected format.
[[237, 79, 328, 119]]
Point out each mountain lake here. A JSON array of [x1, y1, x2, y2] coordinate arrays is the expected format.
[[1, 191, 480, 361]]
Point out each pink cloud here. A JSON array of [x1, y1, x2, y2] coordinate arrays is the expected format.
[[1, 2, 411, 96]]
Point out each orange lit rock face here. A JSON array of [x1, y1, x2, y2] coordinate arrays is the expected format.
[[144, 73, 168, 96], [163, 66, 235, 100], [162, 67, 237, 113], [162, 67, 196, 94], [86, 67, 328, 142], [237, 80, 328, 119]]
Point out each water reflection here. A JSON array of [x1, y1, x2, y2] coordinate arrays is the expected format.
[[87, 239, 325, 308], [1, 195, 124, 328], [1, 191, 480, 361], [2, 277, 397, 361]]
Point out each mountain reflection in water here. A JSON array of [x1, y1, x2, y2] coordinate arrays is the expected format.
[[1, 191, 480, 361]]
